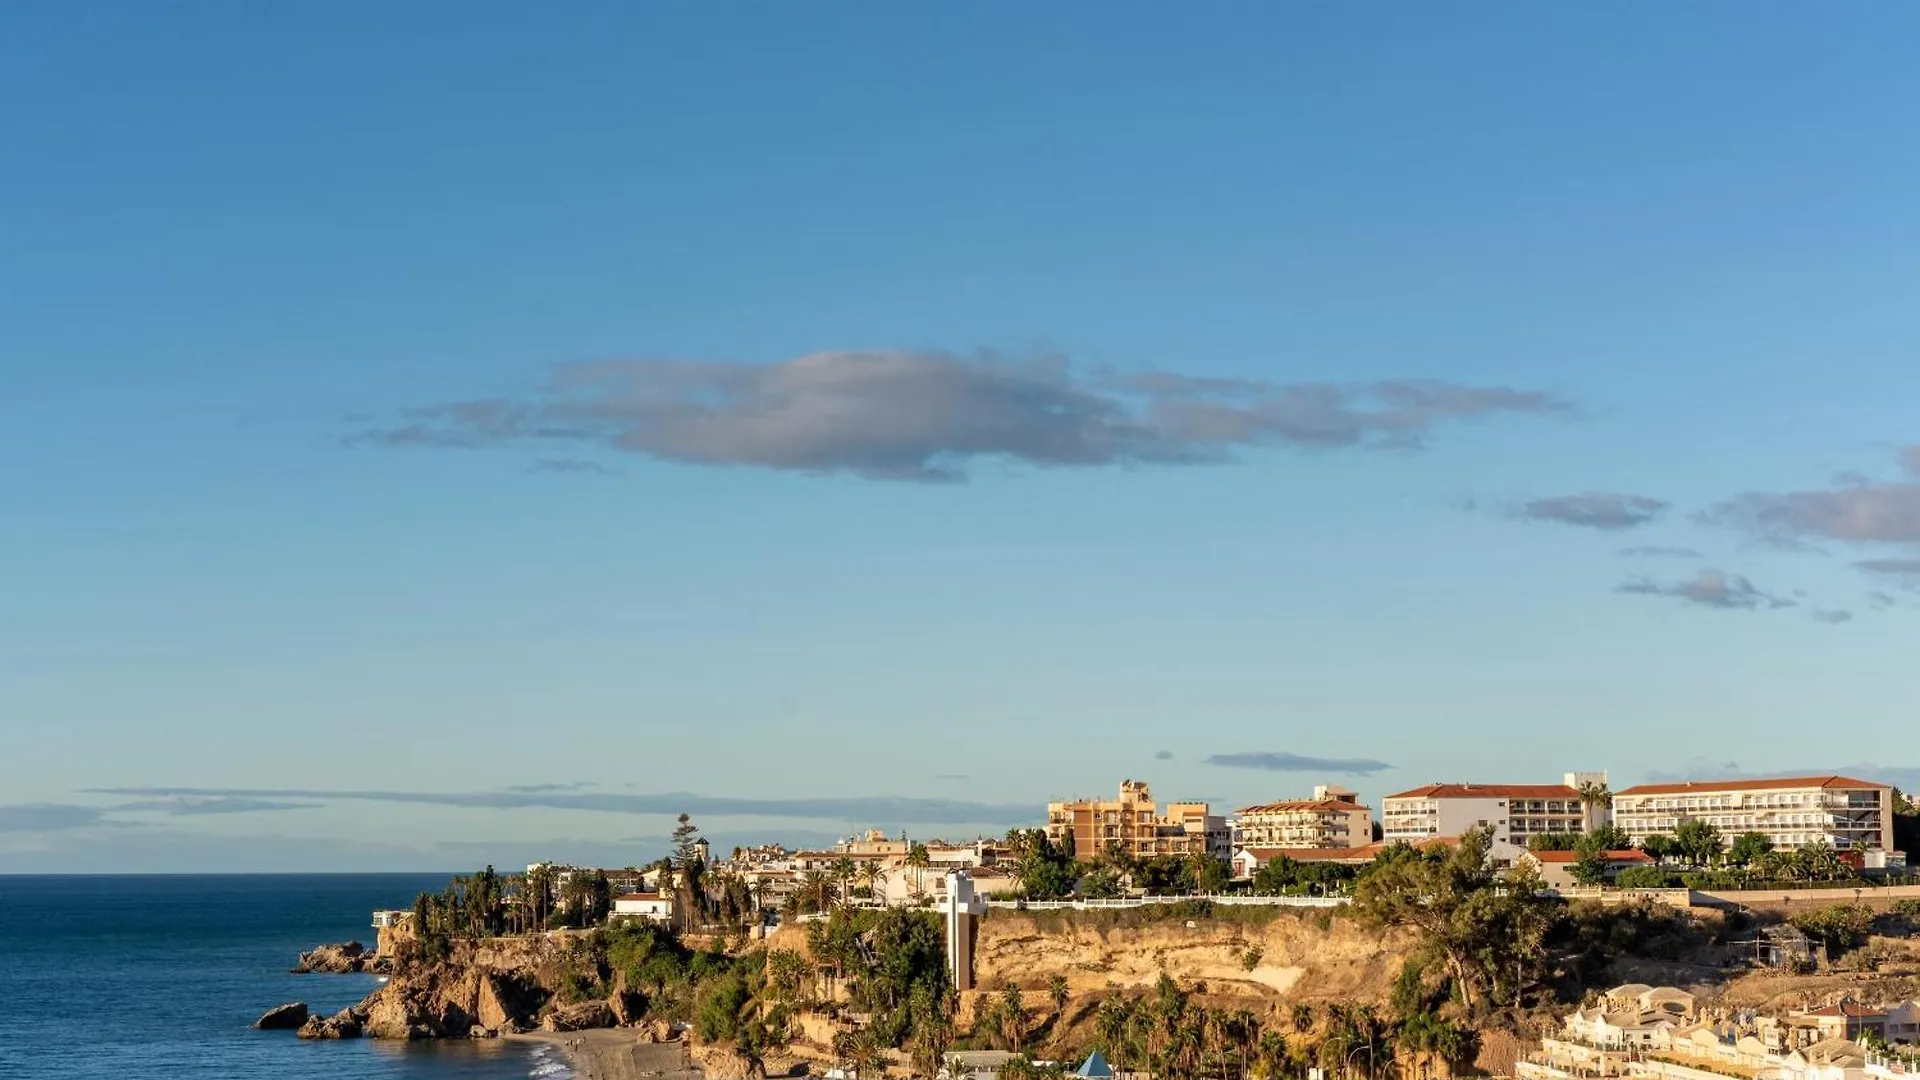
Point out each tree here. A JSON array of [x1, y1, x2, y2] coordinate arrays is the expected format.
[[906, 843, 932, 900], [1352, 827, 1553, 1010], [672, 814, 703, 868], [1048, 974, 1070, 1015], [1578, 824, 1635, 853], [1727, 832, 1774, 868], [995, 984, 1028, 1051], [1640, 834, 1677, 863], [857, 860, 888, 905], [1571, 847, 1613, 886], [1672, 819, 1724, 867]]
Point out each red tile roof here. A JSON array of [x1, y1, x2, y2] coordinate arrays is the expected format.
[[1615, 776, 1889, 796], [1385, 783, 1581, 800], [1527, 849, 1652, 864], [1239, 837, 1458, 864], [1236, 799, 1368, 815]]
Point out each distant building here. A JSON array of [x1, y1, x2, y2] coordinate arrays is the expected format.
[[1382, 771, 1609, 864], [1519, 848, 1654, 889], [1233, 785, 1373, 850], [1047, 780, 1229, 863], [611, 892, 674, 923], [1611, 776, 1895, 853], [838, 829, 909, 857]]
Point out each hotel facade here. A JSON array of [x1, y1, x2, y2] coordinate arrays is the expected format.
[[1233, 785, 1374, 850], [1382, 771, 1610, 864], [1612, 776, 1895, 853], [1046, 779, 1231, 863]]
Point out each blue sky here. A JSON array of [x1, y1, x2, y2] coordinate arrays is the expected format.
[[5, 4, 1919, 872]]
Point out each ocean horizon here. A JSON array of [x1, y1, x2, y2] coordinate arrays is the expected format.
[[0, 874, 568, 1080]]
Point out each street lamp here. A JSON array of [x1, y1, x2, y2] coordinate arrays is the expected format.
[[1347, 1043, 1377, 1080]]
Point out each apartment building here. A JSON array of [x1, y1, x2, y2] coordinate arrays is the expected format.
[[1382, 771, 1609, 864], [1234, 785, 1374, 850], [1046, 779, 1230, 863], [1612, 776, 1895, 853]]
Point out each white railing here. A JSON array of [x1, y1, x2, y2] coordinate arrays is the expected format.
[[988, 893, 1348, 911]]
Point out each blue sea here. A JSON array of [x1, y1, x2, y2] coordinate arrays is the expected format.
[[0, 876, 571, 1080]]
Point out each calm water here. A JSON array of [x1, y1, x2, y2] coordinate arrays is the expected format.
[[0, 875, 569, 1080]]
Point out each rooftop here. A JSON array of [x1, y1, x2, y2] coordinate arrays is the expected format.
[[1529, 849, 1652, 864], [1236, 798, 1370, 814], [1385, 783, 1582, 800], [1615, 775, 1888, 796]]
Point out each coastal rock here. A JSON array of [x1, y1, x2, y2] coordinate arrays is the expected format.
[[362, 991, 419, 1040], [254, 1002, 309, 1030], [543, 1000, 617, 1032], [293, 941, 374, 974], [297, 1008, 364, 1040]]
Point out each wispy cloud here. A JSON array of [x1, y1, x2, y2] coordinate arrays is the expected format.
[[1202, 751, 1392, 776], [108, 797, 323, 816], [85, 785, 1034, 827], [1811, 609, 1854, 625], [356, 352, 1573, 482], [1705, 448, 1920, 545], [502, 782, 598, 794], [1153, 750, 1174, 761], [1856, 558, 1920, 578], [0, 804, 116, 833], [1512, 492, 1667, 531], [1615, 569, 1795, 611], [1868, 591, 1899, 609], [528, 458, 620, 476], [1617, 545, 1704, 559]]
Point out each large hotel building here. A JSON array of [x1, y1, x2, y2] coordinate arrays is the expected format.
[[1611, 775, 1895, 853], [1233, 786, 1374, 850], [1046, 780, 1231, 862], [1381, 772, 1610, 864]]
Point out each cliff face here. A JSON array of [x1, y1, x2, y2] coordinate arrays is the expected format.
[[357, 933, 588, 1039], [972, 908, 1412, 1004]]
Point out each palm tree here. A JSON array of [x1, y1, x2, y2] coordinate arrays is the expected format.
[[1048, 974, 1070, 1016], [997, 984, 1028, 1051], [1095, 998, 1133, 1072], [906, 843, 932, 900], [1256, 1029, 1289, 1080], [832, 859, 858, 910], [857, 860, 887, 906]]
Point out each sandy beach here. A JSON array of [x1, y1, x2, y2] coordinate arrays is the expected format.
[[508, 1030, 705, 1080]]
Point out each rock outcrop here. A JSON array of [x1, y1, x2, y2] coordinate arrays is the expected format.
[[254, 1002, 309, 1030], [293, 941, 392, 975], [543, 1000, 617, 1032], [296, 1008, 365, 1040]]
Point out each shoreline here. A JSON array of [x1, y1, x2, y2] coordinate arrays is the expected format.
[[505, 1030, 704, 1080]]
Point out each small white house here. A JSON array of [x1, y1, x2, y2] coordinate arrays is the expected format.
[[612, 892, 674, 923]]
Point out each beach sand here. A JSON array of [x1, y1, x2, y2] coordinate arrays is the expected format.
[[508, 1030, 705, 1080]]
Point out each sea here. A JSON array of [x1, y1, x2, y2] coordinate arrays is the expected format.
[[0, 875, 571, 1080]]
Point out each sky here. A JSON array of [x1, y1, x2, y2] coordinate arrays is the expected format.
[[4, 3, 1920, 872]]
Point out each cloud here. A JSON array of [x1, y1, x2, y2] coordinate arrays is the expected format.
[[1615, 569, 1795, 611], [502, 782, 598, 793], [1811, 609, 1854, 624], [528, 458, 620, 476], [1202, 751, 1393, 776], [1512, 493, 1667, 531], [85, 785, 1034, 827], [1856, 558, 1920, 578], [358, 352, 1572, 482], [1617, 545, 1705, 559], [0, 804, 114, 833], [1705, 449, 1920, 545], [1868, 591, 1899, 609], [1153, 750, 1174, 761], [108, 797, 323, 816]]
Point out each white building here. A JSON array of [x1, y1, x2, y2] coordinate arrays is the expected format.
[[1612, 776, 1896, 853], [611, 892, 674, 923], [1382, 772, 1609, 865]]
